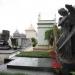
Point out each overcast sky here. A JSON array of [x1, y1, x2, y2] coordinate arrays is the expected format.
[[0, 0, 75, 35]]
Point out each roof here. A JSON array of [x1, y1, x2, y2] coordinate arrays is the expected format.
[[38, 19, 55, 23], [25, 24, 36, 32], [13, 30, 26, 38]]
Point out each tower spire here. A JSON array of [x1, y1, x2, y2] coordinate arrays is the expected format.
[[54, 14, 56, 21], [38, 13, 41, 21]]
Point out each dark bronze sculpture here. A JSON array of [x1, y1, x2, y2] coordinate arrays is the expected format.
[[57, 4, 75, 75]]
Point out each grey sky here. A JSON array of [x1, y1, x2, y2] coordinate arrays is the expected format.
[[0, 0, 74, 35]]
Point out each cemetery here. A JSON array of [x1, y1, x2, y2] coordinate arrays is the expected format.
[[0, 28, 54, 75], [0, 3, 75, 75]]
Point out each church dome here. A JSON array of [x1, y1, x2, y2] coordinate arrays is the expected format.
[[13, 30, 20, 37], [13, 30, 26, 38]]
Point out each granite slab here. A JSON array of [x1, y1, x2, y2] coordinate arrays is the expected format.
[[7, 57, 52, 71]]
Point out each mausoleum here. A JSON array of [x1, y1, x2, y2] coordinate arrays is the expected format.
[[25, 24, 37, 39], [37, 15, 55, 46]]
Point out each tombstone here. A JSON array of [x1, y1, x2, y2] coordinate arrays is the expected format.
[[1, 30, 9, 41], [57, 4, 75, 75], [0, 30, 11, 50]]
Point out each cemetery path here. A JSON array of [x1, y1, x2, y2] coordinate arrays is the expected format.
[[0, 64, 7, 71]]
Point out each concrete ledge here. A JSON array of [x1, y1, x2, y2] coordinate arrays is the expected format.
[[7, 65, 52, 72], [33, 48, 49, 50]]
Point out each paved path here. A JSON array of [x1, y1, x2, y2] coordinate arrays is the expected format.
[[22, 46, 33, 51], [0, 64, 7, 71]]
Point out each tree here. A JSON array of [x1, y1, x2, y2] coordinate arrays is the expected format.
[[45, 25, 61, 47], [45, 29, 54, 46], [31, 38, 37, 47]]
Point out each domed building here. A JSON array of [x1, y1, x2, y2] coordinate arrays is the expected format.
[[13, 30, 20, 37], [13, 30, 26, 38], [12, 30, 31, 49]]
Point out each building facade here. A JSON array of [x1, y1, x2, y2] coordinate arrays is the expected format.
[[25, 24, 37, 39], [12, 30, 31, 48], [37, 19, 55, 46]]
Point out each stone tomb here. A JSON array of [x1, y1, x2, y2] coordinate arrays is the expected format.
[[7, 57, 52, 71]]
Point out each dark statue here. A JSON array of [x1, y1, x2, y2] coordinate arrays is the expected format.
[[0, 30, 11, 50], [57, 4, 75, 75]]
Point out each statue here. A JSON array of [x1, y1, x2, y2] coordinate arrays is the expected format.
[[57, 4, 75, 75]]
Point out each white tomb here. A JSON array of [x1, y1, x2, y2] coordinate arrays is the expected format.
[[25, 24, 37, 39], [37, 16, 55, 46]]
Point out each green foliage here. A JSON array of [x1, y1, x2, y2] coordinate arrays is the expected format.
[[45, 29, 54, 46], [31, 38, 37, 47], [45, 25, 61, 46], [70, 72, 75, 75], [16, 51, 50, 58], [0, 72, 28, 75]]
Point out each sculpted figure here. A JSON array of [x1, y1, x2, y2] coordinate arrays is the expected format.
[[57, 4, 75, 75]]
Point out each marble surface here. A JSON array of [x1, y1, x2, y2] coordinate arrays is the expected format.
[[7, 57, 52, 67]]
